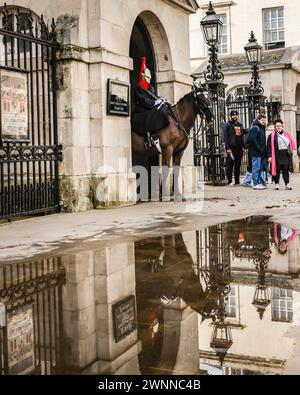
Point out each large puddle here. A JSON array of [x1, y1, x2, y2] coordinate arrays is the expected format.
[[0, 216, 299, 375]]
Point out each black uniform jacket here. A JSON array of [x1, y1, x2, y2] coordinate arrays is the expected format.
[[131, 83, 170, 136]]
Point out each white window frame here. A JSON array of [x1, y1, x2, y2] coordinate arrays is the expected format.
[[271, 288, 293, 323], [263, 7, 285, 50], [218, 14, 228, 55], [225, 286, 236, 318]]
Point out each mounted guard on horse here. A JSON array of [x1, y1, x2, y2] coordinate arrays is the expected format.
[[131, 57, 171, 153], [131, 58, 214, 200]]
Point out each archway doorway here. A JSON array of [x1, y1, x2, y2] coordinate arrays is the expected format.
[[130, 17, 159, 200]]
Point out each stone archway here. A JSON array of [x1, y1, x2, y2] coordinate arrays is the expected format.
[[129, 12, 173, 200]]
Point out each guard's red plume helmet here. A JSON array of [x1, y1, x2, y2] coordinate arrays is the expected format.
[[139, 57, 150, 89]]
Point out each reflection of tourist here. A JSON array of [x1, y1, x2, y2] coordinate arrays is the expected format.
[[272, 223, 299, 255]]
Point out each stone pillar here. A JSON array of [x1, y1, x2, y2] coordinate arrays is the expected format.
[[89, 53, 137, 209], [92, 243, 141, 375], [55, 10, 94, 212], [159, 300, 201, 375], [61, 252, 97, 371]]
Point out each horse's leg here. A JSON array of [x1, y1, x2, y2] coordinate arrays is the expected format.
[[161, 147, 174, 202], [173, 150, 185, 201]]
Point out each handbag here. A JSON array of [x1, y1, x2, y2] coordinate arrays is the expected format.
[[277, 134, 293, 156]]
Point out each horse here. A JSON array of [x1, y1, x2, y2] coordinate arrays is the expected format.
[[131, 85, 214, 201]]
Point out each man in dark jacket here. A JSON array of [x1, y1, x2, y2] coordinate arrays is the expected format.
[[131, 57, 170, 151], [248, 114, 267, 190], [223, 110, 245, 185]]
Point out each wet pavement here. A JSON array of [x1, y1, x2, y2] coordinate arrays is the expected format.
[[0, 215, 300, 375]]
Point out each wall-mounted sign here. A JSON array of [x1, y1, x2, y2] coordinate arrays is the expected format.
[[107, 79, 130, 117], [112, 295, 137, 343], [0, 68, 30, 142], [7, 304, 35, 375]]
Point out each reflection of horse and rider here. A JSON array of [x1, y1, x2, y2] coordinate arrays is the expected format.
[[135, 233, 220, 321], [135, 233, 221, 374]]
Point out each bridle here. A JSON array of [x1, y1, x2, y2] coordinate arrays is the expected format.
[[171, 86, 213, 142]]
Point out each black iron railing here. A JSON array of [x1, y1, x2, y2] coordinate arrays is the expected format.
[[0, 4, 62, 219]]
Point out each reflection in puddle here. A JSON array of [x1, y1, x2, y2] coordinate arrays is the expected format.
[[0, 216, 299, 375]]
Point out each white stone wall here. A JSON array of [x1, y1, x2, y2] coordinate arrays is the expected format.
[[190, 0, 300, 70]]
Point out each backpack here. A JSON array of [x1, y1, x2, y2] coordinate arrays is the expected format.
[[243, 125, 258, 149], [243, 129, 252, 149]]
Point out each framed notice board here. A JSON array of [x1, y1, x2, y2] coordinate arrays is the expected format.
[[112, 295, 137, 343], [107, 79, 130, 117]]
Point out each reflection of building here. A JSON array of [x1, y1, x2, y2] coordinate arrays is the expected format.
[[0, 259, 65, 375], [1, 217, 299, 376], [198, 217, 300, 375]]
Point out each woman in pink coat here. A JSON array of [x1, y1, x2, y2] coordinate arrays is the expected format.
[[267, 119, 296, 190]]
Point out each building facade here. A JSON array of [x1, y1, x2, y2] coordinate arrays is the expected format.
[[0, 0, 199, 214], [190, 0, 300, 157]]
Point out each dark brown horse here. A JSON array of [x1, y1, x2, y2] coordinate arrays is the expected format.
[[131, 85, 213, 200]]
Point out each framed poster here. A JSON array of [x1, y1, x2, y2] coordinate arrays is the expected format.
[[7, 304, 35, 375], [0, 68, 30, 142], [107, 79, 130, 117], [112, 295, 137, 343]]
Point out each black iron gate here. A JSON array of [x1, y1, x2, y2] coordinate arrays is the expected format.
[[225, 91, 266, 175], [0, 5, 62, 219]]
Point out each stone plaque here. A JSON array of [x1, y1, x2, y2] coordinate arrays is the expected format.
[[107, 79, 130, 116], [112, 295, 137, 343]]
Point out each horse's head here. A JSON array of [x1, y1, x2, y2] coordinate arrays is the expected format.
[[193, 83, 214, 124]]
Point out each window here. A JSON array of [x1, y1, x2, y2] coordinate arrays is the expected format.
[[218, 14, 228, 54], [263, 7, 285, 50], [272, 288, 293, 322], [225, 286, 236, 318]]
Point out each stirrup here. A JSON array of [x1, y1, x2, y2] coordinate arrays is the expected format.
[[152, 136, 162, 154]]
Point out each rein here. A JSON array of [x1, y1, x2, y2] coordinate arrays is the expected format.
[[170, 98, 206, 143], [171, 105, 192, 141]]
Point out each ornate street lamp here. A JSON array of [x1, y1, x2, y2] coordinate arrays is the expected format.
[[201, 1, 223, 47], [244, 31, 262, 66], [200, 2, 227, 185], [244, 32, 265, 120], [252, 253, 271, 320]]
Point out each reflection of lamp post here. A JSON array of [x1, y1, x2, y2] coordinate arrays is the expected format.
[[200, 2, 227, 185], [244, 31, 265, 121], [197, 225, 233, 366], [252, 254, 271, 320], [210, 301, 233, 366]]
